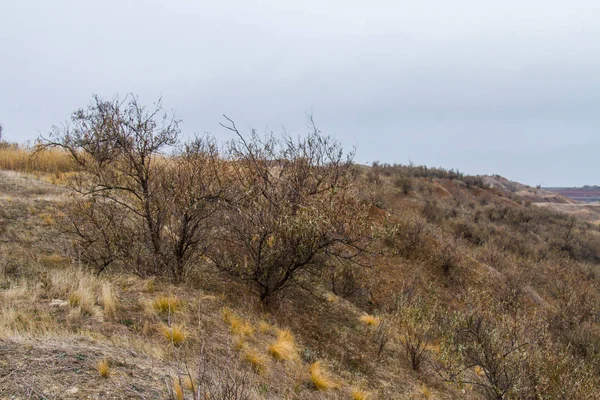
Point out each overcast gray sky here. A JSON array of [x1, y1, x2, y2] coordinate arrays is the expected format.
[[1, 1, 599, 186]]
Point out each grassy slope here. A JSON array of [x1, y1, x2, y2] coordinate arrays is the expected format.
[[1, 165, 599, 399], [0, 170, 463, 399]]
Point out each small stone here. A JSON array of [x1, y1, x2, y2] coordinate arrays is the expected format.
[[50, 299, 69, 307]]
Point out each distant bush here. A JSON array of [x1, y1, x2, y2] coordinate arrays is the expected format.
[[370, 161, 486, 188]]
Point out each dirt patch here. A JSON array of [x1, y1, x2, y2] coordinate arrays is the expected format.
[[0, 336, 168, 399]]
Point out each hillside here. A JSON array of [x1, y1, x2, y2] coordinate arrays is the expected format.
[[0, 96, 599, 400], [1, 158, 599, 398], [545, 186, 600, 203]]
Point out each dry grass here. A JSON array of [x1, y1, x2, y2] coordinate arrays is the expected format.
[[172, 377, 184, 400], [242, 348, 268, 375], [359, 314, 380, 326], [39, 212, 55, 225], [417, 385, 432, 398], [97, 358, 110, 378], [66, 307, 83, 324], [474, 365, 485, 376], [183, 376, 196, 391], [230, 318, 254, 337], [0, 145, 76, 174], [325, 293, 338, 303], [39, 253, 69, 268], [257, 319, 272, 333], [222, 307, 254, 336], [309, 361, 337, 391], [143, 279, 155, 293], [68, 287, 95, 315], [152, 295, 181, 315], [100, 283, 117, 320], [267, 329, 298, 361], [161, 323, 187, 346], [3, 160, 600, 398], [351, 388, 370, 400], [3, 285, 31, 301]]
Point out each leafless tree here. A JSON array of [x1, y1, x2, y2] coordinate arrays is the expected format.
[[208, 116, 370, 304], [39, 95, 227, 281]]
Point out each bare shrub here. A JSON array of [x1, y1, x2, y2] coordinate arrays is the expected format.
[[435, 298, 549, 400], [208, 116, 370, 303], [39, 95, 227, 281], [394, 174, 413, 195], [387, 211, 428, 258], [168, 346, 252, 400], [396, 293, 439, 371]]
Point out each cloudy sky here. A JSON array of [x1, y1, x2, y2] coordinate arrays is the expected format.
[[1, 1, 599, 186]]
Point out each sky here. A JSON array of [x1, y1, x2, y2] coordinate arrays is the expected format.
[[1, 0, 599, 186]]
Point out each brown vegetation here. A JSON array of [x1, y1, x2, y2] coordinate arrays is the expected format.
[[1, 95, 599, 398]]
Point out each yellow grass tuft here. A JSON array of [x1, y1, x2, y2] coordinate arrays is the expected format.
[[425, 342, 441, 354], [152, 295, 181, 314], [257, 319, 273, 333], [40, 213, 55, 225], [351, 388, 370, 400], [68, 287, 95, 315], [268, 329, 298, 361], [97, 358, 110, 378], [359, 314, 380, 326], [161, 324, 187, 346], [100, 283, 117, 320], [474, 365, 485, 376], [221, 307, 234, 323], [309, 361, 337, 391], [172, 377, 184, 400], [243, 348, 268, 375], [183, 376, 196, 391], [418, 385, 431, 398], [230, 317, 254, 337], [325, 293, 338, 303], [222, 308, 254, 336]]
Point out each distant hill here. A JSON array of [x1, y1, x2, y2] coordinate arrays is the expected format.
[[545, 186, 600, 203], [482, 175, 575, 204]]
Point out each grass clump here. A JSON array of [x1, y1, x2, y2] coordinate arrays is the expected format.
[[100, 283, 117, 320], [257, 319, 272, 333], [222, 307, 254, 336], [359, 314, 380, 326], [171, 377, 184, 400], [230, 318, 253, 337], [68, 287, 95, 315], [351, 388, 370, 400], [242, 348, 268, 375], [161, 324, 187, 346], [309, 361, 337, 391], [418, 385, 431, 398], [97, 358, 110, 378], [152, 295, 181, 315], [183, 376, 196, 391], [268, 329, 298, 361]]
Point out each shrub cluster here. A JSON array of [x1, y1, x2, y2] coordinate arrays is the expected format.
[[40, 95, 370, 304]]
